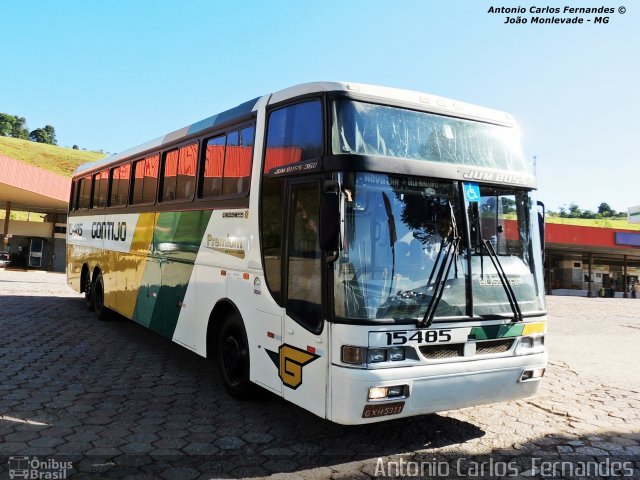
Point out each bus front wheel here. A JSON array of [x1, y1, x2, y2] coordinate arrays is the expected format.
[[217, 313, 254, 399]]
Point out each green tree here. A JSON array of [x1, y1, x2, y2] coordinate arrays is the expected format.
[[561, 202, 582, 218], [43, 125, 57, 145], [0, 113, 14, 136], [597, 202, 616, 217], [11, 116, 29, 139], [29, 128, 51, 143]]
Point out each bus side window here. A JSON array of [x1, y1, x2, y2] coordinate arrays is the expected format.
[[109, 164, 130, 207], [202, 135, 225, 198], [222, 126, 254, 196], [162, 143, 197, 202], [264, 100, 323, 173], [91, 170, 108, 209], [131, 154, 159, 205], [78, 176, 91, 210]]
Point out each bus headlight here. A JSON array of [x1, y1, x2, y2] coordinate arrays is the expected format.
[[342, 346, 408, 366], [515, 335, 545, 355], [388, 347, 406, 361], [367, 348, 387, 363], [368, 384, 409, 400], [341, 346, 366, 364]]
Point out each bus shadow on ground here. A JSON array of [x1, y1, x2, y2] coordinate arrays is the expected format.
[[0, 295, 487, 478]]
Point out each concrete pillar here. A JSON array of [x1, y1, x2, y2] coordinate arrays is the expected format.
[[587, 252, 593, 297], [623, 255, 628, 298], [1, 201, 11, 250]]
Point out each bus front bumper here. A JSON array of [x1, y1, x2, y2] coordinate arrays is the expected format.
[[329, 352, 547, 425]]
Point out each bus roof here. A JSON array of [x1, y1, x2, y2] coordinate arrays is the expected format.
[[74, 81, 517, 177]]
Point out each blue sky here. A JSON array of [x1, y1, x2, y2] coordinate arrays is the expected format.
[[1, 1, 637, 212]]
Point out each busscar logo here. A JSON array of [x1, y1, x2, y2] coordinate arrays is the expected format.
[[462, 169, 527, 185], [266, 344, 319, 389]]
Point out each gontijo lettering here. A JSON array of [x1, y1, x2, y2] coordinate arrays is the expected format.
[[91, 222, 127, 241]]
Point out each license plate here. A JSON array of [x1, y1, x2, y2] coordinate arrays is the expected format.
[[362, 401, 405, 418]]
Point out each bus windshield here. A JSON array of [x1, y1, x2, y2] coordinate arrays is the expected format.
[[332, 99, 531, 174], [333, 173, 544, 322]]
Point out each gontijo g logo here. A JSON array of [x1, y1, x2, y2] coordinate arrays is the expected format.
[[266, 344, 320, 389]]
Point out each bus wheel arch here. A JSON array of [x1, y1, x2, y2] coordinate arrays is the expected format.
[[207, 300, 255, 399]]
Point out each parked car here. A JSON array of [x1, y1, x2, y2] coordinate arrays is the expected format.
[[0, 252, 10, 267], [0, 252, 27, 268]]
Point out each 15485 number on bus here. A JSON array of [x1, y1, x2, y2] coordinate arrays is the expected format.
[[385, 330, 452, 345]]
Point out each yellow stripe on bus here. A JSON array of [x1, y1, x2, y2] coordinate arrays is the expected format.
[[116, 213, 157, 318], [522, 322, 546, 335]]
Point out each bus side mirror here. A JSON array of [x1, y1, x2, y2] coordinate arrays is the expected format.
[[320, 181, 340, 252], [537, 201, 545, 262]]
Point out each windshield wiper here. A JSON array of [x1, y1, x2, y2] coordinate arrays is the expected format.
[[419, 235, 460, 328], [481, 239, 523, 322], [470, 201, 522, 322], [419, 201, 460, 329]]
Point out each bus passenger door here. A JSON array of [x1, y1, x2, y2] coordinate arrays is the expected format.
[[282, 180, 328, 419]]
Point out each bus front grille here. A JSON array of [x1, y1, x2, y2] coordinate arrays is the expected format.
[[419, 344, 465, 359], [419, 339, 514, 360]]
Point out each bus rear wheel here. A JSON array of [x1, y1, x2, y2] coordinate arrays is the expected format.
[[92, 271, 109, 321], [217, 313, 254, 399], [84, 271, 94, 311]]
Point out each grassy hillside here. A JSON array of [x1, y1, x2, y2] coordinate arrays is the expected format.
[[546, 215, 640, 231], [0, 136, 105, 176]]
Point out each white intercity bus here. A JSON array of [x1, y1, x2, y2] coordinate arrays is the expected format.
[[67, 82, 547, 424]]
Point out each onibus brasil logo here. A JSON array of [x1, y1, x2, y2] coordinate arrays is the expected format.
[[8, 457, 72, 479]]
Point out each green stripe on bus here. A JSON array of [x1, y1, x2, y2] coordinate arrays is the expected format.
[[468, 323, 525, 340], [134, 210, 213, 338]]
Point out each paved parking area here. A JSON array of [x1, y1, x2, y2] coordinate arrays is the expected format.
[[0, 270, 639, 479]]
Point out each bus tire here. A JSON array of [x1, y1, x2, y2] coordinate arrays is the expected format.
[[217, 312, 254, 399], [83, 269, 94, 311], [92, 271, 109, 321]]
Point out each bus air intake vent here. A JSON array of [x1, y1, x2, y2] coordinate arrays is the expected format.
[[476, 339, 514, 355], [419, 344, 464, 360]]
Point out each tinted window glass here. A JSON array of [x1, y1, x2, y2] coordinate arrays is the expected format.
[[131, 154, 159, 205], [176, 143, 197, 199], [92, 171, 108, 208], [202, 135, 225, 198], [223, 126, 254, 196], [287, 181, 322, 332], [142, 154, 159, 203], [162, 149, 179, 202], [131, 159, 145, 204], [265, 100, 322, 173], [109, 164, 130, 207], [78, 176, 91, 210], [162, 143, 197, 202], [260, 176, 285, 305]]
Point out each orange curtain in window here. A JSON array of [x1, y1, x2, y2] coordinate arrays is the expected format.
[[120, 163, 131, 180], [225, 146, 252, 178], [145, 154, 160, 178], [264, 147, 303, 173], [178, 143, 197, 176], [164, 151, 178, 178], [134, 159, 145, 179], [205, 145, 225, 178]]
